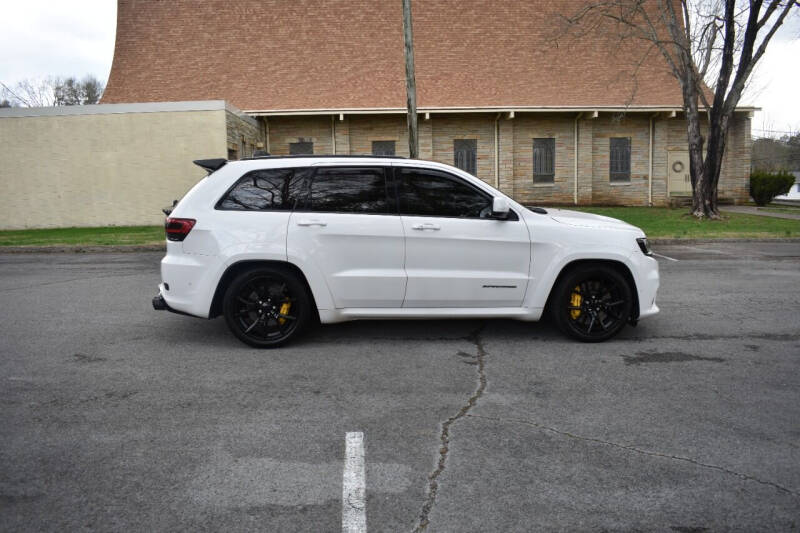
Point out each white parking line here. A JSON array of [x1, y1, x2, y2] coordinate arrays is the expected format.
[[342, 432, 367, 533], [653, 252, 679, 262]]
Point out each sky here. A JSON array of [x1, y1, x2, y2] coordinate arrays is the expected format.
[[0, 0, 798, 137]]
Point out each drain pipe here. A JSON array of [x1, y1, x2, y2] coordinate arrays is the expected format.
[[573, 112, 583, 205], [494, 113, 501, 189], [648, 113, 657, 206], [331, 115, 336, 155]]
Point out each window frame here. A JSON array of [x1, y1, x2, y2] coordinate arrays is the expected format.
[[453, 139, 478, 176], [532, 138, 556, 184], [609, 137, 632, 182], [391, 165, 518, 221], [289, 141, 314, 155], [294, 165, 395, 216], [371, 140, 396, 157]]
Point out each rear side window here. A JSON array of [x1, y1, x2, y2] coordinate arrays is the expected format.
[[396, 167, 490, 218], [217, 168, 309, 210], [304, 167, 389, 214]]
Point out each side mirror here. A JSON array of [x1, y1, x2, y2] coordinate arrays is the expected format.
[[491, 197, 510, 219]]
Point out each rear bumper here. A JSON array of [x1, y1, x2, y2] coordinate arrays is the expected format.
[[152, 285, 197, 317]]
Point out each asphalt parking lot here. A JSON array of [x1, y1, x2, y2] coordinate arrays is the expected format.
[[1, 242, 799, 532]]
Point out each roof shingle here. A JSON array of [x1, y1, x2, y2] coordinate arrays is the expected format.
[[102, 0, 684, 110]]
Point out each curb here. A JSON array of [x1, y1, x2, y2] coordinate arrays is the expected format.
[[0, 244, 165, 254], [650, 237, 800, 245]]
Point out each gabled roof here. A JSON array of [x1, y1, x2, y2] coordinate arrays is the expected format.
[[102, 0, 685, 112]]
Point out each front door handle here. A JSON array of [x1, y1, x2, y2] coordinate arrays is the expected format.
[[411, 223, 441, 231], [296, 219, 327, 227]]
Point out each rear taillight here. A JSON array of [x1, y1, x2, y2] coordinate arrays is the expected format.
[[165, 217, 196, 241]]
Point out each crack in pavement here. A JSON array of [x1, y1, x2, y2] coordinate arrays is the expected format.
[[412, 324, 488, 533], [465, 413, 798, 498]]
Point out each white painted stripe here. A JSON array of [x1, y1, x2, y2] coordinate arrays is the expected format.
[[653, 252, 679, 262], [342, 432, 367, 533]]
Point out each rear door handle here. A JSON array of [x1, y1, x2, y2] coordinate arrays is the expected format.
[[296, 219, 327, 227], [411, 223, 441, 231]]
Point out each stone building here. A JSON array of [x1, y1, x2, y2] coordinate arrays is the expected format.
[[0, 0, 755, 229]]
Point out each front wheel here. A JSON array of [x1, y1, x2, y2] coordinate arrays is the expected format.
[[222, 266, 310, 348], [551, 264, 634, 342]]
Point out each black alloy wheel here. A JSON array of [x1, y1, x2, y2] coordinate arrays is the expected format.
[[552, 264, 633, 342], [222, 267, 310, 348]]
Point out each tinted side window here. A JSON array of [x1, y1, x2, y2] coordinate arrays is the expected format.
[[306, 167, 389, 214], [217, 168, 309, 210], [396, 168, 490, 218]]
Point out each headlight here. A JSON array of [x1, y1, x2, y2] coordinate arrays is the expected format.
[[636, 237, 653, 256]]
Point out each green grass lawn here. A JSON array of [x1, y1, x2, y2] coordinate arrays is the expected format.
[[1, 207, 799, 246], [570, 207, 800, 239], [0, 226, 164, 247]]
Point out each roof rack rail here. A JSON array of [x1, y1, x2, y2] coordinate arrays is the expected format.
[[239, 154, 407, 161]]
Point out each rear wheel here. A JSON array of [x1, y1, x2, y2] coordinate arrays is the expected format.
[[222, 266, 310, 348], [551, 264, 633, 342]]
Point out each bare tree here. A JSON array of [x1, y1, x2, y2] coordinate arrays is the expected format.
[[563, 0, 799, 218], [2, 75, 105, 107], [0, 78, 57, 107]]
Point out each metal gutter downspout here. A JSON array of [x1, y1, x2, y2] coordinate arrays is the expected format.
[[331, 115, 336, 154], [574, 112, 583, 205], [494, 113, 501, 188], [648, 113, 658, 206]]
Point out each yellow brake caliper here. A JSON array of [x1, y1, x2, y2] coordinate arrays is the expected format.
[[570, 286, 582, 320], [278, 301, 292, 325]]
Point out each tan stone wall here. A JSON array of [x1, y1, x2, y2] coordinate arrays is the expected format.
[[264, 111, 751, 207], [512, 114, 575, 205], [0, 109, 226, 229], [348, 115, 409, 157], [431, 114, 496, 186], [266, 115, 333, 155], [591, 114, 652, 206], [225, 111, 262, 159]]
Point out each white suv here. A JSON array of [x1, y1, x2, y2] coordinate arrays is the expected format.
[[152, 156, 659, 347]]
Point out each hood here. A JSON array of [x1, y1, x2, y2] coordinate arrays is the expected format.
[[545, 208, 641, 233]]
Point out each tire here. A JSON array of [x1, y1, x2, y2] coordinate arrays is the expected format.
[[222, 266, 311, 348], [551, 264, 634, 343]]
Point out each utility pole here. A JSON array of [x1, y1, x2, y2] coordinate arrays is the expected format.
[[402, 0, 419, 158]]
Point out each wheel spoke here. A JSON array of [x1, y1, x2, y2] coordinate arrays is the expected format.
[[587, 315, 595, 333], [278, 314, 296, 321]]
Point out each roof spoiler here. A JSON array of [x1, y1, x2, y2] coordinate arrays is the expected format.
[[193, 158, 227, 172]]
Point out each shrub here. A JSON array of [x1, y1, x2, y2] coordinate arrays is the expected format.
[[749, 170, 795, 206]]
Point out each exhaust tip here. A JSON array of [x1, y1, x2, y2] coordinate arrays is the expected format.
[[152, 295, 168, 310]]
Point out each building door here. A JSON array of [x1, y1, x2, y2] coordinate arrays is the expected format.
[[668, 151, 692, 195]]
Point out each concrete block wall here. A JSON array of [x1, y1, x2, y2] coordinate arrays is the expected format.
[[0, 104, 228, 229]]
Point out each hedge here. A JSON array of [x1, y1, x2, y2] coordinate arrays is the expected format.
[[750, 170, 795, 206]]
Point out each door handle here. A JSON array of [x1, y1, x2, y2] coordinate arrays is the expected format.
[[296, 219, 327, 227], [411, 223, 441, 231]]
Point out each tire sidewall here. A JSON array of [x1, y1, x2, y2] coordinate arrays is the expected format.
[[552, 265, 633, 342], [223, 266, 310, 348]]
